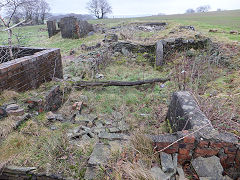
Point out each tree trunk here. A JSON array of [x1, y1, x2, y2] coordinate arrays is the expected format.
[[8, 29, 13, 59]]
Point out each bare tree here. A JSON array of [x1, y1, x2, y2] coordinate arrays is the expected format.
[[86, 0, 112, 19], [0, 0, 31, 59], [39, 0, 50, 24], [98, 0, 112, 19], [196, 5, 211, 13], [20, 0, 50, 25], [185, 8, 195, 14]]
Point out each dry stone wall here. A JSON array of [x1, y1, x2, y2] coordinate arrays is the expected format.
[[0, 46, 63, 92]]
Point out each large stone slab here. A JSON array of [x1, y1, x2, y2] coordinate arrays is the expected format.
[[156, 40, 164, 67], [84, 167, 99, 180], [88, 143, 111, 165], [160, 152, 175, 173], [191, 156, 223, 178], [166, 91, 214, 136], [151, 166, 168, 180]]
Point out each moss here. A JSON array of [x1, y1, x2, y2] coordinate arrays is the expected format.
[[166, 118, 173, 133]]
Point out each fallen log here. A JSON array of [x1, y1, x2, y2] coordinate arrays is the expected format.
[[74, 78, 170, 87]]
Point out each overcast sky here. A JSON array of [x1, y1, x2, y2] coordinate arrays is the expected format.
[[46, 0, 240, 16]]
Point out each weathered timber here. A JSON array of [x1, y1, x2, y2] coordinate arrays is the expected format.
[[75, 78, 170, 87]]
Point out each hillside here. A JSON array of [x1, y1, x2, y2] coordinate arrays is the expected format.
[[0, 9, 240, 179]]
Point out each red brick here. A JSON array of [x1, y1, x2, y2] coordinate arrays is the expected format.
[[224, 147, 238, 154], [185, 143, 195, 149], [220, 156, 230, 169], [155, 142, 178, 151], [227, 154, 236, 162], [194, 148, 219, 157], [178, 154, 192, 164], [210, 142, 224, 149], [155, 142, 170, 149], [179, 148, 190, 155], [198, 141, 209, 148], [164, 148, 178, 154], [183, 135, 195, 144]]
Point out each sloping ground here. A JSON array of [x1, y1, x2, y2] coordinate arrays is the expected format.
[[0, 16, 240, 179]]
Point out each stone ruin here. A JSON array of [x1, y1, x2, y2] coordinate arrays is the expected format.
[[0, 46, 63, 92], [47, 20, 60, 38], [46, 16, 94, 39], [110, 35, 211, 67], [1, 91, 239, 179]]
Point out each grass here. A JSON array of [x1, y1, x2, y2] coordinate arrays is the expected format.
[[0, 113, 93, 179], [0, 9, 240, 179]]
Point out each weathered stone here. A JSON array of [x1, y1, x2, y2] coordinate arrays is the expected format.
[[88, 143, 110, 165], [118, 121, 130, 132], [113, 42, 155, 54], [112, 111, 124, 121], [151, 166, 168, 180], [98, 132, 129, 141], [92, 127, 106, 134], [229, 30, 238, 35], [122, 47, 131, 57], [81, 43, 101, 51], [82, 134, 91, 141], [44, 85, 63, 112], [109, 127, 121, 133], [95, 121, 103, 128], [177, 166, 185, 180], [6, 104, 19, 112], [160, 152, 175, 173], [75, 114, 97, 124], [47, 20, 59, 38], [69, 126, 81, 134], [14, 113, 31, 129], [4, 166, 36, 174], [50, 126, 57, 131], [0, 106, 7, 119], [7, 108, 24, 116], [179, 25, 195, 31], [191, 156, 223, 178], [145, 22, 167, 26], [166, 91, 214, 136], [88, 31, 94, 36], [173, 154, 178, 169], [156, 40, 164, 67], [60, 16, 79, 39], [68, 132, 85, 140], [103, 34, 118, 43], [79, 20, 94, 38], [84, 167, 99, 180], [47, 112, 64, 122], [80, 126, 91, 132]]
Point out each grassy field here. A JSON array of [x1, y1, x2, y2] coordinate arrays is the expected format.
[[0, 9, 240, 179], [0, 9, 239, 54]]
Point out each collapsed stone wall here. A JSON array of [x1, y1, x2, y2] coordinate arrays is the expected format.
[[156, 37, 211, 66], [25, 85, 63, 113], [0, 166, 63, 180], [0, 46, 63, 92], [150, 91, 240, 178]]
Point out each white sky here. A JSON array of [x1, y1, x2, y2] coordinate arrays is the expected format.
[[46, 0, 240, 16]]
